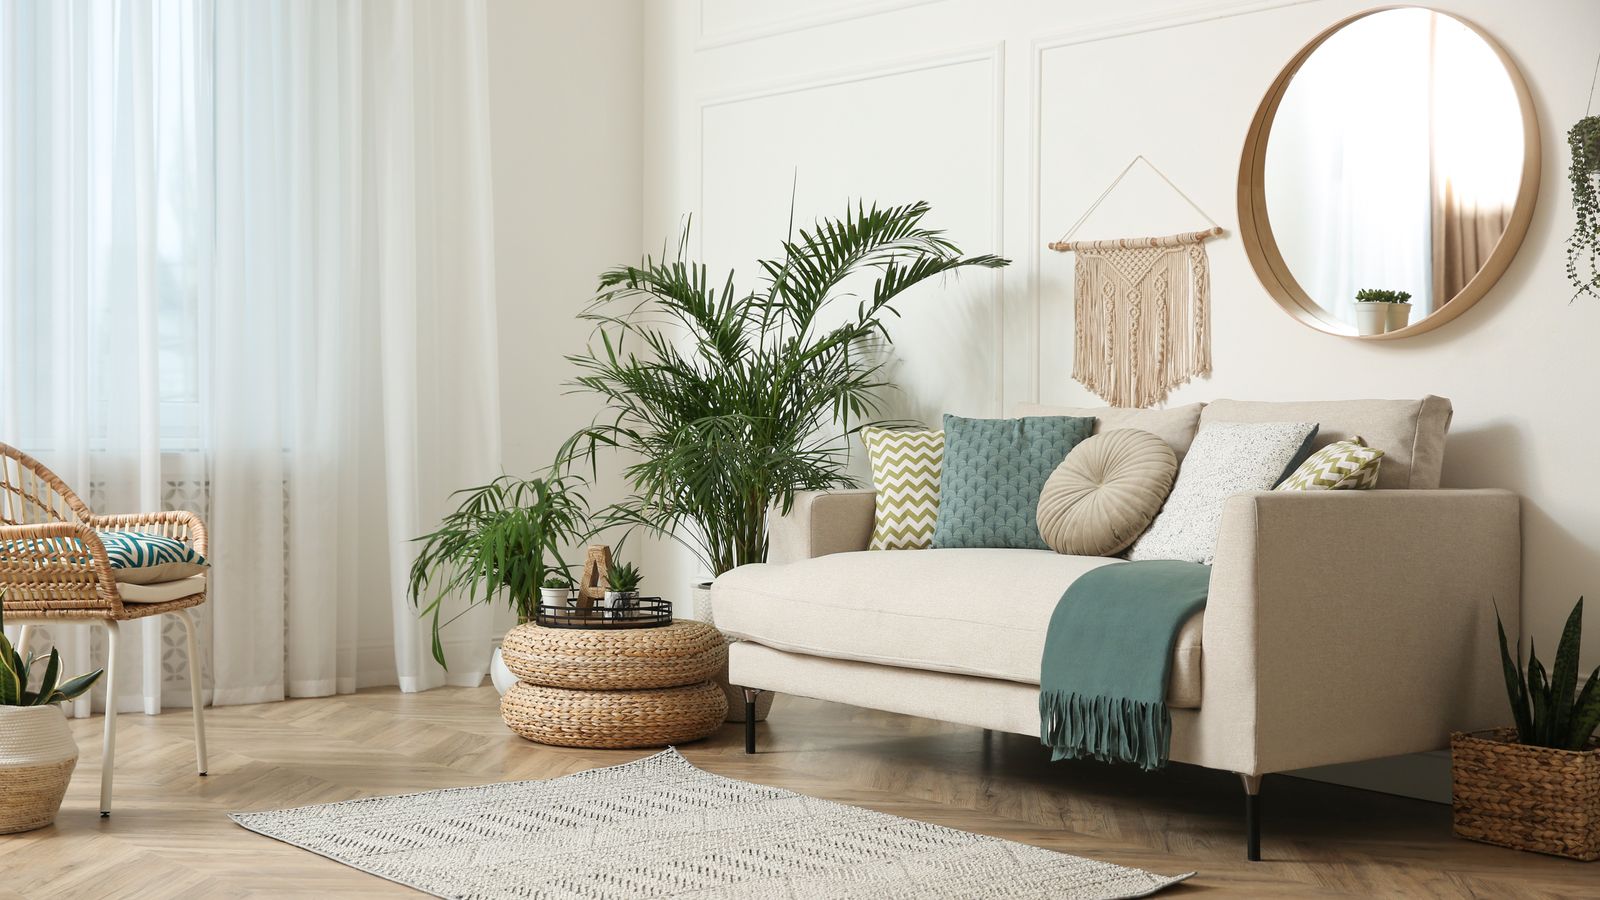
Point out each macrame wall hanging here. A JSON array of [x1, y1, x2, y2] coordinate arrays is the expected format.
[[1048, 156, 1224, 409]]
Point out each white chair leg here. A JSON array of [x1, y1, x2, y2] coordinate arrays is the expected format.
[[15, 624, 32, 658], [174, 610, 208, 775], [99, 619, 120, 816]]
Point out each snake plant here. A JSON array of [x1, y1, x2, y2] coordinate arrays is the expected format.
[[1497, 597, 1600, 750], [0, 599, 104, 706]]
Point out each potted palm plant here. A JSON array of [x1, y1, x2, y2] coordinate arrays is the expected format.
[[1451, 597, 1600, 860], [560, 200, 1007, 719], [407, 472, 587, 685], [0, 601, 105, 833]]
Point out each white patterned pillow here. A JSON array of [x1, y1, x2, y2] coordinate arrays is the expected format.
[[100, 531, 208, 585], [1128, 421, 1318, 565], [862, 427, 943, 550]]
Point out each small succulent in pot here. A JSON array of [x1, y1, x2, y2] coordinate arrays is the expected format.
[[603, 560, 643, 610], [1353, 289, 1413, 335], [539, 573, 573, 611], [1354, 288, 1412, 303]]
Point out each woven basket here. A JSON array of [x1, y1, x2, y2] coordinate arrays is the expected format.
[[1451, 728, 1600, 861], [500, 620, 726, 690], [500, 681, 728, 749], [0, 706, 80, 834]]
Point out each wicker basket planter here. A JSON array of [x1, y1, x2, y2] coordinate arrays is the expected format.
[[0, 705, 80, 834], [1451, 728, 1600, 861]]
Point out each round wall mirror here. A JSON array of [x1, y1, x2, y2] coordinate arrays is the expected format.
[[1239, 8, 1540, 340]]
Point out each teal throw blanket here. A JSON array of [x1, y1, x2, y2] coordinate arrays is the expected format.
[[1039, 560, 1211, 770]]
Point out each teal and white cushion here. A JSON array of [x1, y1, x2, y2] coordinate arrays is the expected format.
[[100, 531, 208, 585]]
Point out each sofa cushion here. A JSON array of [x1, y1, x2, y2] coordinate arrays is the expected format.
[[1013, 402, 1204, 460], [1036, 429, 1176, 556], [1199, 396, 1451, 489], [861, 427, 943, 551], [933, 414, 1094, 551], [713, 548, 1204, 708]]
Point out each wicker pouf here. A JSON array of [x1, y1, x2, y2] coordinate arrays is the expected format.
[[501, 680, 728, 749], [500, 621, 727, 690]]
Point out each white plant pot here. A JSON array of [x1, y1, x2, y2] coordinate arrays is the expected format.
[[691, 579, 773, 723], [1385, 302, 1413, 332], [1354, 303, 1388, 336], [0, 705, 80, 834], [490, 647, 518, 696], [539, 587, 571, 611]]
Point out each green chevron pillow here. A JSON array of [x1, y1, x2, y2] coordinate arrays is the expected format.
[[1276, 436, 1384, 491], [862, 427, 944, 550], [933, 414, 1095, 550]]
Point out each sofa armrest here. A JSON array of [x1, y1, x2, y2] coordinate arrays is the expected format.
[[1197, 489, 1520, 776], [766, 490, 876, 564]]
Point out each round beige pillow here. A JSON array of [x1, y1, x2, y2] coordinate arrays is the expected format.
[[1036, 428, 1177, 557]]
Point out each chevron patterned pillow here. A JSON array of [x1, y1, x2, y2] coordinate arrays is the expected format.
[[862, 427, 944, 550], [1276, 436, 1384, 491]]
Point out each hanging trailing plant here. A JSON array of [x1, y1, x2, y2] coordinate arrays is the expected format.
[[1569, 114, 1600, 302]]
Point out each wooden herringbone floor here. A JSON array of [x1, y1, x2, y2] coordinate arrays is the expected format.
[[0, 687, 1592, 898]]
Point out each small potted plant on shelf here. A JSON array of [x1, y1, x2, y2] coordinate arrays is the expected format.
[[0, 600, 105, 834], [1451, 597, 1600, 860], [1353, 288, 1413, 335], [603, 559, 642, 611], [539, 574, 573, 612]]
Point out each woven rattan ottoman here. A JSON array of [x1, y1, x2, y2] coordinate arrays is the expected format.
[[499, 621, 729, 749]]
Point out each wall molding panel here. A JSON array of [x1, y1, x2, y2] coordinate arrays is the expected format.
[[697, 0, 945, 51], [696, 43, 1007, 415]]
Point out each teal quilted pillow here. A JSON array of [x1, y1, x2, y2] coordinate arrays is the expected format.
[[932, 414, 1095, 550]]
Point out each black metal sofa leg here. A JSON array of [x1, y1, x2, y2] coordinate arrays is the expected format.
[[742, 688, 762, 754], [1241, 773, 1264, 861]]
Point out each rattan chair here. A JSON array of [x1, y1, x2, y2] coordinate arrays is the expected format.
[[0, 442, 208, 816]]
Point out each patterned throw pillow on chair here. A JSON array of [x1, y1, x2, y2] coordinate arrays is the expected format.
[[1276, 437, 1384, 491], [862, 427, 944, 550], [99, 531, 208, 585]]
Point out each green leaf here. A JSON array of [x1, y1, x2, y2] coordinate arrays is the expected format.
[[1568, 666, 1600, 750], [1495, 606, 1533, 741], [1549, 597, 1584, 742], [49, 668, 104, 703], [1528, 642, 1551, 745], [31, 649, 60, 706], [0, 661, 19, 706]]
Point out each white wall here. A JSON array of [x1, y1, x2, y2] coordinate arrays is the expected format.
[[642, 0, 1600, 795]]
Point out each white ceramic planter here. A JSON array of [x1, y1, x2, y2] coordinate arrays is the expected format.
[[0, 705, 80, 834], [691, 579, 773, 723], [490, 647, 518, 695], [539, 587, 571, 612], [1385, 302, 1413, 332], [1354, 303, 1388, 336], [601, 590, 639, 610]]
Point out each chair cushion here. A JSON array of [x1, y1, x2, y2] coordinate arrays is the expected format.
[[861, 427, 944, 551], [1036, 429, 1176, 557], [100, 531, 208, 585], [119, 574, 206, 604], [1199, 396, 1451, 489], [1013, 402, 1204, 460], [933, 414, 1095, 551], [714, 548, 1204, 708]]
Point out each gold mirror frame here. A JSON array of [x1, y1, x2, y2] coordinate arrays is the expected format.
[[1238, 6, 1541, 341]]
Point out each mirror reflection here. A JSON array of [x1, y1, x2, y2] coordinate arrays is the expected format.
[[1264, 8, 1524, 335]]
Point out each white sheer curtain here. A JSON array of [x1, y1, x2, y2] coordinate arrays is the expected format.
[[1, 0, 501, 713]]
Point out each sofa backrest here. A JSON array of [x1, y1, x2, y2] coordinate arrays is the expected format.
[[1012, 396, 1452, 489], [1198, 396, 1452, 489], [1011, 402, 1204, 460]]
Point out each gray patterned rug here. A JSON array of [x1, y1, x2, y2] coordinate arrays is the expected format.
[[230, 749, 1193, 899]]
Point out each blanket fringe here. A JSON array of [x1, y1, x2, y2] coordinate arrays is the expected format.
[[1039, 690, 1171, 771]]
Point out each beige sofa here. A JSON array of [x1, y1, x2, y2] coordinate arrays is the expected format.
[[714, 397, 1520, 859]]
